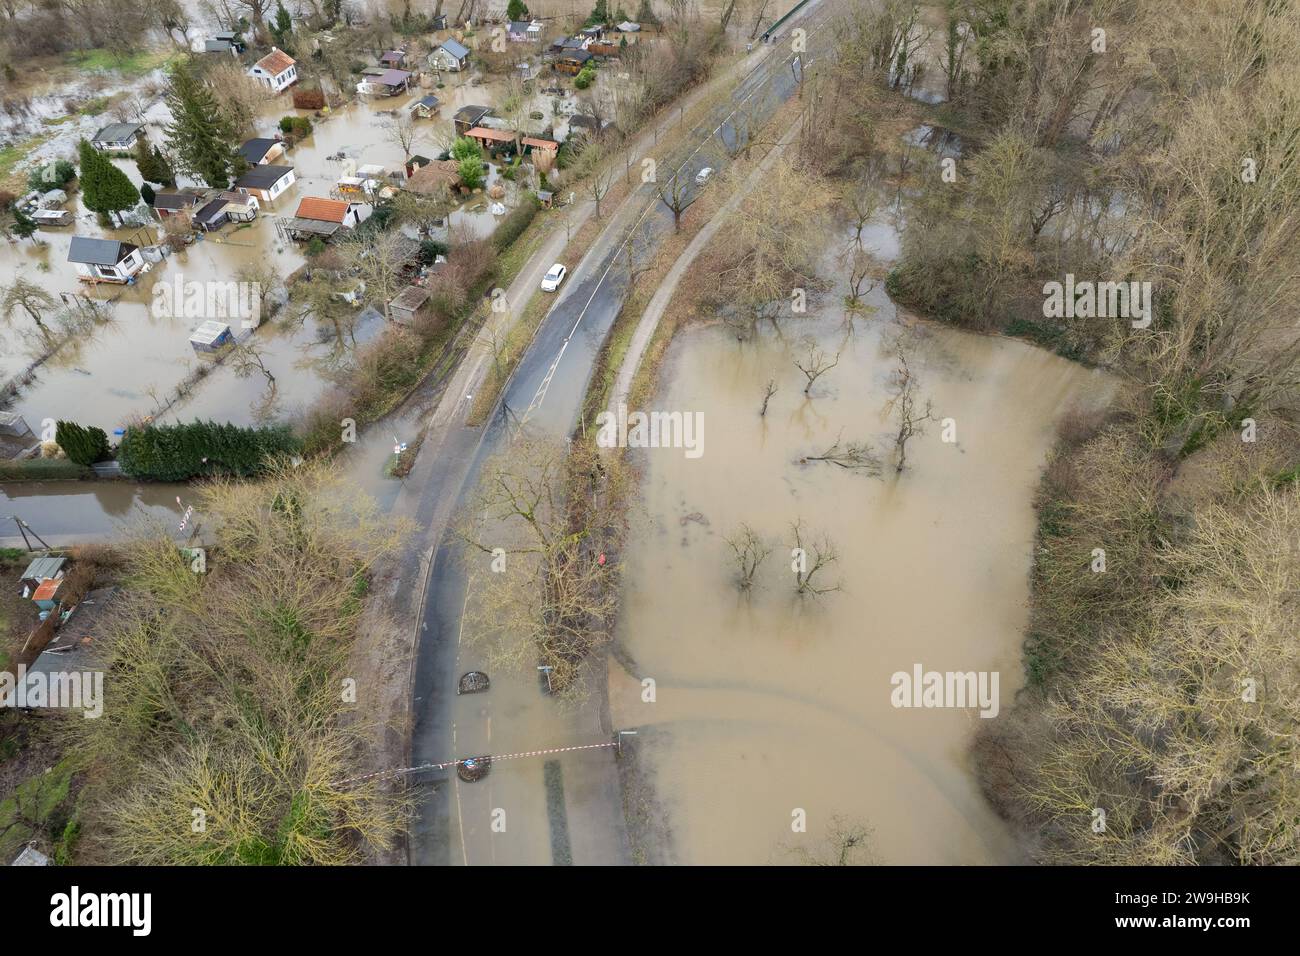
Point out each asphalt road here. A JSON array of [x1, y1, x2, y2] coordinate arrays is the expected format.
[[408, 0, 844, 865]]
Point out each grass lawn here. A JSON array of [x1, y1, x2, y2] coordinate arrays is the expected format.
[[0, 134, 52, 193], [64, 47, 176, 76], [0, 754, 79, 864]]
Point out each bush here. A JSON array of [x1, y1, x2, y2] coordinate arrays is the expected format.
[[28, 159, 76, 191], [118, 421, 300, 481], [418, 239, 447, 262], [491, 192, 540, 252], [573, 64, 597, 90], [292, 88, 325, 111], [450, 136, 483, 163], [278, 116, 313, 137], [55, 420, 111, 465], [458, 156, 485, 190]]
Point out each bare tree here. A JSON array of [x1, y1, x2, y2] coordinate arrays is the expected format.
[[759, 379, 778, 416], [339, 230, 412, 321], [459, 438, 633, 702], [884, 344, 933, 472], [794, 339, 842, 395], [790, 518, 840, 596], [383, 109, 424, 164], [656, 171, 696, 233], [2, 278, 58, 337], [573, 138, 615, 220], [785, 815, 878, 865], [724, 523, 771, 592], [801, 431, 879, 473], [844, 245, 877, 312]]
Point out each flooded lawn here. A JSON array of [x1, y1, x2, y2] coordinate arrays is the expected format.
[[610, 241, 1115, 864]]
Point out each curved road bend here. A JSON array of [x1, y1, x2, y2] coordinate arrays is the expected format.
[[407, 0, 845, 865]]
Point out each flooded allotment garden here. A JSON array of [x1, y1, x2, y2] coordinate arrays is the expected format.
[[0, 44, 551, 533], [610, 209, 1118, 865]]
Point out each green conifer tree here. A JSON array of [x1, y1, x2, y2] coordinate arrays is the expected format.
[[163, 61, 242, 189]]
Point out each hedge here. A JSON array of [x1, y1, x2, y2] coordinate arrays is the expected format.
[[491, 192, 540, 252], [118, 421, 299, 481], [55, 420, 110, 466], [0, 458, 94, 481]]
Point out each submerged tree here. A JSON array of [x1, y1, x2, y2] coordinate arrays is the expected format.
[[790, 518, 840, 597], [2, 277, 58, 336], [885, 344, 932, 473], [724, 523, 772, 592]]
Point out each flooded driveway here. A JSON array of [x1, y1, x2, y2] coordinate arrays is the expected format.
[[609, 247, 1115, 864]]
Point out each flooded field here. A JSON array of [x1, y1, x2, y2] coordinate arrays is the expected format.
[[610, 225, 1116, 864]]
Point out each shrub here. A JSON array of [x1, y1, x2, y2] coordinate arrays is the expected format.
[[55, 420, 111, 465], [450, 136, 483, 163], [491, 192, 540, 252], [418, 239, 448, 262], [352, 328, 423, 415], [278, 115, 313, 137], [458, 156, 485, 190], [28, 159, 76, 191], [118, 421, 299, 481], [292, 88, 325, 111]]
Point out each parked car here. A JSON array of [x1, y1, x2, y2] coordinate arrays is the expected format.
[[695, 167, 714, 186], [541, 263, 567, 292]]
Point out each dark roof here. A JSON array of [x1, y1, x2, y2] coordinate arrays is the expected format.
[[195, 198, 229, 222], [235, 164, 294, 189], [412, 94, 440, 110], [152, 191, 203, 210], [377, 68, 412, 86], [380, 49, 405, 62], [67, 236, 136, 266], [214, 30, 239, 40], [509, 20, 531, 32], [454, 104, 492, 123], [28, 587, 119, 678], [238, 138, 280, 163], [91, 122, 143, 143], [205, 39, 234, 52], [562, 49, 593, 62]]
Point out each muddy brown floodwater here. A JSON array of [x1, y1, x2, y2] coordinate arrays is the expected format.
[[609, 224, 1116, 864]]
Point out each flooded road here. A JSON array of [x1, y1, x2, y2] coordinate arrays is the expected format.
[[609, 242, 1115, 864]]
